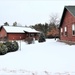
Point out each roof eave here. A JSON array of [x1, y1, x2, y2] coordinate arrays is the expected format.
[[24, 31, 40, 33], [59, 7, 66, 28], [7, 32, 25, 33]]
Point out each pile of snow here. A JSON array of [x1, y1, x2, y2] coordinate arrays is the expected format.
[[0, 39, 75, 75]]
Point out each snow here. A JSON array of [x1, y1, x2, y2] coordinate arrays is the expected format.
[[3, 26, 40, 33], [0, 39, 75, 75]]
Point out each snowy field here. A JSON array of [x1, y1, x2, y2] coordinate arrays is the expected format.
[[0, 39, 75, 75]]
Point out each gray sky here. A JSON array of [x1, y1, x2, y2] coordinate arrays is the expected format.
[[0, 0, 75, 26]]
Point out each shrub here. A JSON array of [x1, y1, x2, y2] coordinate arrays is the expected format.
[[0, 44, 8, 55], [38, 33, 46, 43], [0, 41, 19, 55], [12, 41, 19, 51], [5, 41, 13, 52], [5, 41, 19, 52], [25, 37, 34, 44]]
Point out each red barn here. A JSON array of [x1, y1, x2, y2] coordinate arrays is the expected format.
[[0, 26, 40, 40], [59, 6, 75, 42]]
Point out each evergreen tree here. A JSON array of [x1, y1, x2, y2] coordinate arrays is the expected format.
[[4, 22, 9, 26], [30, 23, 49, 37], [38, 33, 46, 42], [13, 22, 17, 26]]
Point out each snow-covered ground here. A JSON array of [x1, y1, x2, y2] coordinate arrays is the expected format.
[[0, 39, 75, 75]]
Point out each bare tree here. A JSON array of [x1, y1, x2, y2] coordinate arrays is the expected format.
[[47, 13, 60, 38], [49, 13, 60, 26]]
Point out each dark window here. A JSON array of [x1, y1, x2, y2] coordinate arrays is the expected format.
[[61, 32, 63, 35], [30, 34, 34, 37], [65, 32, 67, 36], [73, 30, 75, 35]]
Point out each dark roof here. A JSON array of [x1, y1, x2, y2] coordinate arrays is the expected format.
[[66, 6, 75, 16], [60, 6, 75, 27]]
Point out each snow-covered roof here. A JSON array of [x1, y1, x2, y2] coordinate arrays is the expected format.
[[2, 26, 40, 33]]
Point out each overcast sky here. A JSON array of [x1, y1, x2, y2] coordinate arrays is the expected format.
[[0, 0, 75, 26]]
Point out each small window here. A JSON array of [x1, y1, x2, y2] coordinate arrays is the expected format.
[[64, 26, 67, 36], [61, 28, 63, 32], [61, 28, 63, 35], [65, 32, 67, 35], [73, 30, 75, 35], [72, 24, 75, 35], [64, 27, 67, 32], [30, 34, 34, 37]]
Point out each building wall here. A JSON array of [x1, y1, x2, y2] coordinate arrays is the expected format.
[[7, 33, 26, 40], [60, 10, 75, 42], [0, 27, 7, 38], [8, 33, 39, 40], [0, 27, 39, 40]]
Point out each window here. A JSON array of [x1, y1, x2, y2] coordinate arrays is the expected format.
[[64, 26, 67, 36], [61, 28, 63, 35], [72, 24, 75, 35], [61, 28, 63, 32], [30, 34, 34, 37]]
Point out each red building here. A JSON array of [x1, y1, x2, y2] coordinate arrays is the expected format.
[[60, 6, 75, 42], [0, 26, 40, 40]]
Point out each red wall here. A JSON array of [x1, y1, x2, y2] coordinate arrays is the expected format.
[[7, 33, 26, 40], [0, 27, 7, 38], [7, 33, 39, 40], [60, 10, 75, 41]]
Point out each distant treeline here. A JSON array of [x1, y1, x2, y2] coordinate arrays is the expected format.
[[30, 22, 59, 38]]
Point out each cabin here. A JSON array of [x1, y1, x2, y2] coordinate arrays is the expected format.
[[0, 26, 40, 41], [59, 6, 75, 42]]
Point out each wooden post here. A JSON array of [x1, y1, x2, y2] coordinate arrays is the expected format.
[[20, 36, 21, 50]]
